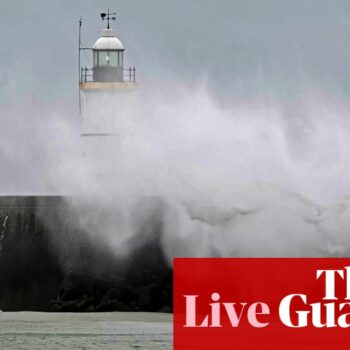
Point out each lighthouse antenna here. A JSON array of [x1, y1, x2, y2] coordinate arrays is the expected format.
[[100, 9, 116, 29], [78, 17, 82, 116]]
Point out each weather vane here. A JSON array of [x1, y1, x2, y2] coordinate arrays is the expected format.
[[100, 9, 116, 29]]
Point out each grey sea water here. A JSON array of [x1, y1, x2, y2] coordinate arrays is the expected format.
[[0, 312, 172, 349]]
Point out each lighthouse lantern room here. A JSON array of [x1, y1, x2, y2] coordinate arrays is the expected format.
[[92, 28, 124, 82], [79, 10, 136, 88]]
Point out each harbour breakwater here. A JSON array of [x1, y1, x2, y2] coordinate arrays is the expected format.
[[0, 196, 172, 312]]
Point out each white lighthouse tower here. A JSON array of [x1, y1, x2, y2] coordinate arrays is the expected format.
[[79, 11, 137, 178]]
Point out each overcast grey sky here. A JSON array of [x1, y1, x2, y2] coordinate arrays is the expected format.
[[2, 1, 350, 104], [1, 0, 350, 193]]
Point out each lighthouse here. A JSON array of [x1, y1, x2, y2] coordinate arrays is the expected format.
[[79, 10, 137, 177]]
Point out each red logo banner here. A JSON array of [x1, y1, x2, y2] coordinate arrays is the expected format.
[[174, 258, 350, 349]]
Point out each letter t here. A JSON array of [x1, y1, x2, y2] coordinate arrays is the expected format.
[[316, 269, 344, 300]]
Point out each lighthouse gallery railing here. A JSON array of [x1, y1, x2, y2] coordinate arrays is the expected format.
[[80, 67, 136, 84]]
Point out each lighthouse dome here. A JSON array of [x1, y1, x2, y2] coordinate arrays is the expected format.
[[93, 29, 123, 50]]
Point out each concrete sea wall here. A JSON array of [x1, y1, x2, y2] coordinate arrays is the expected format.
[[0, 196, 172, 312], [0, 196, 64, 310]]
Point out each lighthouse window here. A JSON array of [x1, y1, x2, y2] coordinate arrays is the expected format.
[[109, 52, 118, 67], [98, 51, 108, 66], [95, 51, 123, 67]]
